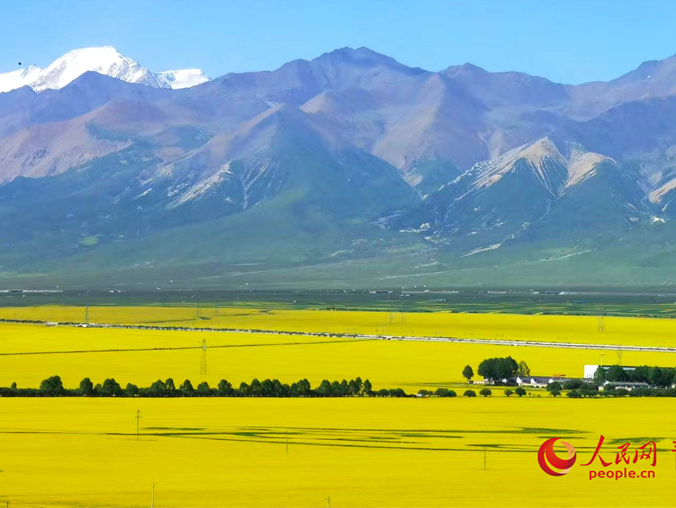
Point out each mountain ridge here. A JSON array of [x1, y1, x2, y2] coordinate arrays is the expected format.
[[0, 46, 676, 287], [0, 46, 210, 93]]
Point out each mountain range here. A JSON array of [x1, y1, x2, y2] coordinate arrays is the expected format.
[[1, 46, 676, 289], [0, 46, 210, 93]]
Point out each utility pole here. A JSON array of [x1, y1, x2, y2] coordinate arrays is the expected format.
[[483, 447, 487, 470], [286, 428, 289, 454], [200, 339, 207, 375], [136, 410, 141, 440], [151, 482, 155, 508], [326, 496, 331, 508]]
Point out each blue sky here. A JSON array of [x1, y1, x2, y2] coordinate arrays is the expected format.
[[1, 0, 675, 84]]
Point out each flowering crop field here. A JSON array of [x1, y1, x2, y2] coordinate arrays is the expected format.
[[0, 322, 675, 390], [0, 307, 675, 507], [2, 305, 676, 347], [0, 397, 674, 507]]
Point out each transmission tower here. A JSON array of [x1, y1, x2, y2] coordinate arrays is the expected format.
[[617, 348, 623, 366], [598, 315, 605, 332], [200, 339, 207, 375], [85, 291, 89, 325]]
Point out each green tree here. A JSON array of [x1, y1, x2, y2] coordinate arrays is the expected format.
[[477, 357, 518, 383], [179, 379, 195, 395], [39, 375, 65, 396], [316, 380, 332, 397], [463, 389, 477, 397], [100, 378, 123, 397], [250, 378, 262, 396], [504, 389, 513, 397], [362, 379, 373, 396], [517, 361, 530, 378], [164, 378, 177, 395], [563, 379, 592, 390], [218, 379, 234, 396], [79, 377, 94, 396], [514, 387, 527, 397], [607, 365, 629, 382], [271, 379, 286, 397], [125, 383, 139, 397], [197, 382, 211, 396], [546, 381, 562, 392], [296, 378, 312, 397], [261, 379, 274, 396], [462, 365, 474, 383], [550, 388, 562, 397], [479, 388, 492, 397], [149, 379, 166, 397], [353, 377, 364, 395], [649, 367, 666, 387]]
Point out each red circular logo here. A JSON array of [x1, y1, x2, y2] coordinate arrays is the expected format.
[[538, 437, 577, 476]]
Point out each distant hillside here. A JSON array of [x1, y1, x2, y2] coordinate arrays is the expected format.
[[2, 46, 676, 288]]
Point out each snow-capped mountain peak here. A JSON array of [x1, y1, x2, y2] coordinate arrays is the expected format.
[[30, 46, 168, 91], [0, 46, 210, 93], [158, 69, 210, 89], [0, 65, 42, 93]]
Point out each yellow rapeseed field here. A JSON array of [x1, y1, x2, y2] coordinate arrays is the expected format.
[[0, 322, 675, 390], [0, 307, 675, 507], [2, 305, 676, 347], [0, 397, 674, 508]]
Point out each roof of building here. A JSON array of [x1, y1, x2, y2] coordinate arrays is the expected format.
[[585, 365, 638, 370], [603, 381, 649, 387]]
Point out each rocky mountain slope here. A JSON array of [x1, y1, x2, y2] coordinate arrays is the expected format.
[[1, 46, 676, 288]]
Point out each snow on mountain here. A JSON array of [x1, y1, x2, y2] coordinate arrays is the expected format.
[[30, 46, 170, 91], [158, 69, 210, 89], [0, 65, 42, 93], [0, 46, 210, 93]]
